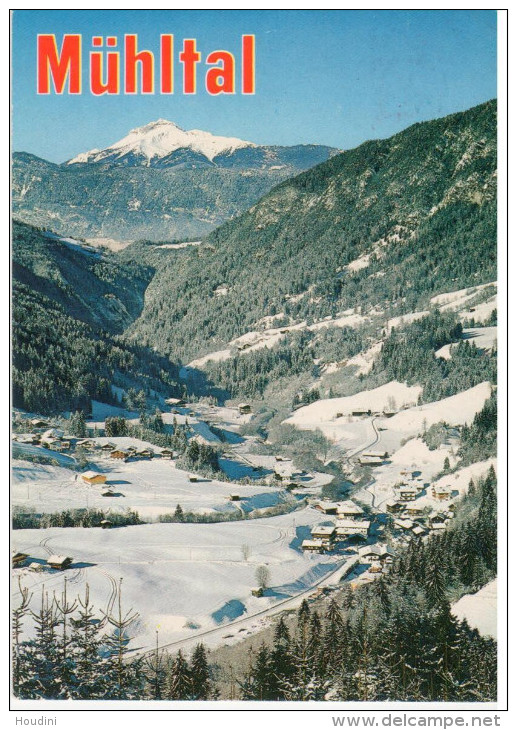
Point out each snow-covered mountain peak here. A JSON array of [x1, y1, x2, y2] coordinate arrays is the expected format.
[[67, 119, 256, 165]]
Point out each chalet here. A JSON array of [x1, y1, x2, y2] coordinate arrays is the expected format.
[[352, 409, 372, 417], [385, 500, 405, 514], [311, 525, 336, 548], [428, 513, 448, 531], [394, 518, 415, 532], [302, 539, 325, 553], [101, 490, 114, 497], [12, 551, 28, 567], [42, 428, 64, 440], [47, 555, 73, 570], [100, 520, 113, 529], [160, 448, 174, 460], [60, 440, 71, 450], [404, 504, 425, 517], [359, 456, 384, 467], [359, 545, 395, 564], [428, 520, 447, 532], [110, 449, 128, 460], [251, 587, 264, 597], [314, 501, 339, 515], [274, 455, 291, 462], [101, 442, 116, 452], [362, 450, 389, 460], [30, 418, 48, 428], [382, 410, 397, 418], [336, 500, 364, 520], [238, 403, 252, 415], [335, 519, 371, 538], [397, 487, 419, 502], [81, 471, 107, 485], [411, 524, 428, 537], [189, 475, 199, 482], [432, 485, 452, 501], [76, 439, 95, 450], [229, 494, 241, 501], [136, 449, 154, 459], [28, 562, 44, 572]]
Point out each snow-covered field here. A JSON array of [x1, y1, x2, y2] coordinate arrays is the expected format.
[[383, 382, 492, 434], [431, 459, 497, 497], [452, 579, 497, 639], [12, 507, 341, 651], [286, 381, 422, 429], [12, 446, 290, 519]]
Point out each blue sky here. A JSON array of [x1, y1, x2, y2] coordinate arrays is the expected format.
[[12, 9, 497, 163]]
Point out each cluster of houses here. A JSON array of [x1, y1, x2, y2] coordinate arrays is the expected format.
[[12, 551, 73, 571], [383, 475, 457, 540], [14, 429, 179, 463], [302, 500, 373, 553]]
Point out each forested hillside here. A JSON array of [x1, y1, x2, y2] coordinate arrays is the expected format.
[[12, 222, 181, 413], [125, 101, 496, 363]]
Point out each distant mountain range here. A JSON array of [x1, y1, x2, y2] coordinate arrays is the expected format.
[[12, 120, 340, 242]]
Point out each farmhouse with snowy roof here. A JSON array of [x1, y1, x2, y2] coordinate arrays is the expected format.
[[302, 539, 325, 553], [397, 486, 419, 501], [359, 545, 395, 564], [311, 525, 336, 549], [336, 500, 364, 519], [431, 485, 453, 501], [110, 449, 128, 460], [47, 555, 73, 570], [81, 471, 107, 485], [336, 519, 371, 538], [359, 455, 384, 466], [314, 501, 340, 514]]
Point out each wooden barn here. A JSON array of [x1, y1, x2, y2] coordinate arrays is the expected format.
[[110, 449, 128, 460], [12, 552, 28, 567], [81, 471, 107, 485], [47, 555, 73, 570]]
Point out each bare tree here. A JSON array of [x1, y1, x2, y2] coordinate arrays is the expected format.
[[241, 544, 251, 561], [255, 565, 271, 590]]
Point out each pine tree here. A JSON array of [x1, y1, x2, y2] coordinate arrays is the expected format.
[[12, 578, 32, 698], [144, 631, 167, 699], [190, 643, 215, 700], [102, 578, 143, 699], [240, 643, 274, 700], [167, 649, 192, 699], [70, 584, 109, 699], [174, 504, 185, 522], [54, 577, 79, 696]]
